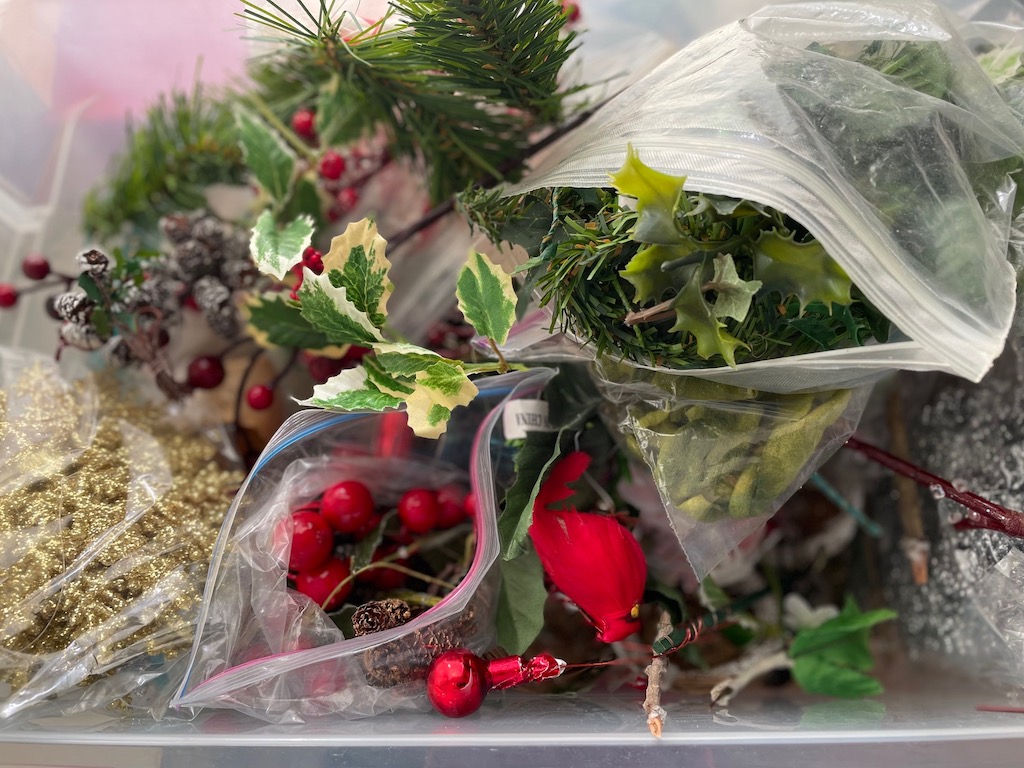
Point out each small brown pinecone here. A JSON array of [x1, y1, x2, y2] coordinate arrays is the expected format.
[[352, 599, 413, 637]]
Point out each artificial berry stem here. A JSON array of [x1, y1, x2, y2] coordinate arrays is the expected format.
[[845, 435, 1024, 538]]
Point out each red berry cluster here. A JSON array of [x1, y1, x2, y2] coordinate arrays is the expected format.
[[0, 254, 66, 310], [290, 245, 325, 300], [289, 107, 388, 224], [280, 479, 475, 613]]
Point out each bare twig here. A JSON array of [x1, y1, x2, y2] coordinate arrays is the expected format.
[[709, 651, 792, 708], [643, 609, 673, 739]]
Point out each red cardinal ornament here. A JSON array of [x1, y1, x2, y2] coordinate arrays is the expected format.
[[529, 452, 647, 643]]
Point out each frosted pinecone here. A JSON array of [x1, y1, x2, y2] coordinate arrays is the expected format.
[[59, 321, 103, 351], [76, 249, 110, 279], [192, 275, 238, 337], [52, 292, 94, 324]]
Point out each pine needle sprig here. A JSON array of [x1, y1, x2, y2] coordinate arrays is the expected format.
[[245, 0, 582, 202], [82, 85, 246, 246]]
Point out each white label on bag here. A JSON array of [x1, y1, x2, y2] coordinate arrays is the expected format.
[[503, 399, 551, 439]]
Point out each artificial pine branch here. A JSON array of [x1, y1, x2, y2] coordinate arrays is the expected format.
[[245, 0, 582, 201]]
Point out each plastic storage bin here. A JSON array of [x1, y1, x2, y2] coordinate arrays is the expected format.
[[4, 0, 1024, 765]]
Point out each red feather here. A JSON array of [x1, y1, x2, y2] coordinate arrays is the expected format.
[[529, 452, 647, 643]]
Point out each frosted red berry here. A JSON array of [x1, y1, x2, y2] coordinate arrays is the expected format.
[[0, 284, 17, 308], [336, 186, 359, 212], [187, 355, 225, 389], [246, 384, 274, 411], [291, 108, 316, 140], [319, 150, 346, 180], [321, 480, 376, 534], [287, 510, 335, 573], [296, 557, 352, 611], [398, 488, 441, 534], [22, 254, 50, 280]]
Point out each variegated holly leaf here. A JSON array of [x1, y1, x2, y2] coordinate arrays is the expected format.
[[297, 267, 385, 346], [250, 211, 314, 280], [405, 360, 479, 439], [322, 218, 393, 329], [243, 292, 331, 349], [753, 230, 852, 310], [609, 144, 686, 244], [297, 365, 404, 411], [235, 107, 296, 202], [457, 251, 516, 345], [707, 254, 762, 322], [671, 267, 745, 367], [362, 354, 416, 399], [373, 342, 443, 376]]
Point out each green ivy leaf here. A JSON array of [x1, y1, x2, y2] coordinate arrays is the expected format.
[[670, 266, 745, 367], [250, 211, 314, 280], [789, 597, 897, 665], [297, 268, 385, 346], [405, 360, 478, 439], [297, 365, 403, 411], [791, 656, 885, 699], [753, 230, 853, 310], [496, 548, 548, 655], [243, 292, 331, 350], [235, 107, 296, 202], [609, 144, 687, 244], [457, 250, 517, 345], [707, 254, 762, 322], [323, 219, 393, 329]]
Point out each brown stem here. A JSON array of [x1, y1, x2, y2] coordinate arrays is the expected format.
[[644, 609, 673, 739], [885, 389, 929, 585], [845, 436, 1024, 539], [624, 299, 675, 327]]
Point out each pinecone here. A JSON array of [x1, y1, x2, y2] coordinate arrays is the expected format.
[[352, 599, 412, 637], [160, 213, 193, 244], [191, 215, 228, 249], [362, 606, 477, 689], [76, 250, 110, 279], [192, 276, 238, 337], [59, 321, 103, 351], [172, 239, 218, 282], [52, 292, 94, 324]]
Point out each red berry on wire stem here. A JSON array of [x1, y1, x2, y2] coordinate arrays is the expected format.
[[321, 480, 375, 534], [246, 384, 275, 411], [398, 488, 441, 534], [336, 186, 359, 213], [296, 557, 352, 611], [292, 108, 317, 141], [0, 284, 18, 309], [187, 355, 225, 389], [22, 254, 51, 280], [287, 510, 335, 573], [319, 150, 346, 180]]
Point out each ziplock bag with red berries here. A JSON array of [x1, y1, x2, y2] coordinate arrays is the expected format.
[[173, 369, 553, 723]]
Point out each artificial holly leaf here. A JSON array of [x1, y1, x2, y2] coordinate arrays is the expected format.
[[457, 250, 517, 345], [323, 219, 393, 329], [280, 177, 326, 229], [362, 355, 416, 398], [77, 272, 103, 304], [297, 267, 385, 346], [404, 360, 478, 439], [250, 211, 314, 280], [499, 194, 556, 259], [297, 365, 404, 411], [496, 548, 548, 655], [791, 655, 885, 699], [373, 342, 443, 377], [609, 144, 687, 244], [670, 267, 745, 367], [620, 242, 701, 304], [235, 107, 296, 202], [753, 230, 852, 310], [243, 292, 332, 350], [707, 254, 762, 322]]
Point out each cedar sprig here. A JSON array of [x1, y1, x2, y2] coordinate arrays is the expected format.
[[243, 0, 582, 202]]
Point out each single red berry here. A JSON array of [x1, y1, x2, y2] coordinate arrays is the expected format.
[[335, 186, 359, 212], [427, 649, 489, 718], [0, 284, 18, 308], [291, 108, 317, 141], [326, 206, 343, 223], [246, 384, 275, 410], [44, 295, 61, 320], [287, 510, 335, 573], [341, 345, 370, 364], [398, 488, 441, 534], [187, 355, 225, 389], [463, 493, 478, 521], [306, 355, 345, 384], [21, 254, 51, 280], [319, 150, 346, 180], [182, 294, 200, 311], [436, 484, 468, 529], [321, 480, 375, 534], [295, 557, 352, 611], [305, 251, 324, 274], [561, 2, 581, 23], [353, 511, 382, 541]]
